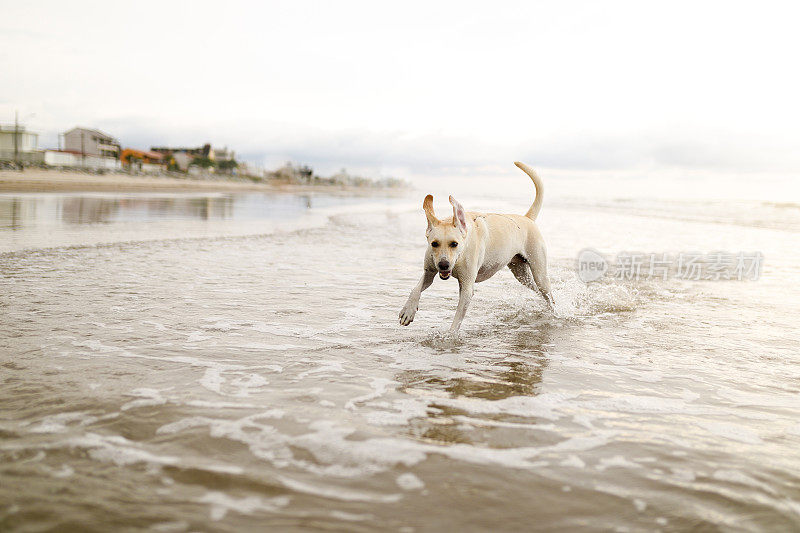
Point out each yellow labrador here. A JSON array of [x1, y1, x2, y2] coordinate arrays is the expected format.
[[399, 162, 553, 335]]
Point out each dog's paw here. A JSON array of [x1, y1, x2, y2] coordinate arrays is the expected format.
[[399, 302, 417, 326]]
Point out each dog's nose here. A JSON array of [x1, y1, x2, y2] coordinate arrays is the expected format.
[[437, 259, 450, 271]]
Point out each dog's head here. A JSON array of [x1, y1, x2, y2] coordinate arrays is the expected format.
[[423, 194, 468, 280]]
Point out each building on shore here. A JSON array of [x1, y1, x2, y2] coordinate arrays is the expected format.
[[42, 150, 121, 170], [171, 152, 194, 172], [151, 144, 212, 159], [63, 127, 120, 159], [212, 146, 235, 161], [38, 126, 122, 170], [0, 123, 42, 164], [152, 143, 238, 173], [120, 148, 167, 173]]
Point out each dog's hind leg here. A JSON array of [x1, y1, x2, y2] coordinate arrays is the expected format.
[[528, 245, 555, 308], [510, 251, 554, 308], [508, 256, 537, 290]]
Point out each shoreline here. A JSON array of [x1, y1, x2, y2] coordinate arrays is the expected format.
[[0, 169, 409, 196]]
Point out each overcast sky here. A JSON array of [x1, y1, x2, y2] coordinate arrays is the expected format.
[[1, 1, 798, 180]]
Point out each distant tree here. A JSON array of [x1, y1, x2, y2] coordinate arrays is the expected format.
[[192, 156, 215, 169], [217, 159, 238, 171], [298, 165, 313, 179]]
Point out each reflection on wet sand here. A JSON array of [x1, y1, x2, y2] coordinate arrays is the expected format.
[[0, 198, 26, 230], [60, 197, 126, 224], [0, 193, 325, 229], [0, 191, 395, 253]]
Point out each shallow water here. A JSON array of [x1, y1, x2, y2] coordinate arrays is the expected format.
[[1, 180, 800, 531]]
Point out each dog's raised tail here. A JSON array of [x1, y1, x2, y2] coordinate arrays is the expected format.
[[514, 161, 544, 220]]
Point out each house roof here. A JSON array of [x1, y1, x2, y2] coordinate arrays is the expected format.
[[64, 127, 118, 142], [121, 148, 165, 160]]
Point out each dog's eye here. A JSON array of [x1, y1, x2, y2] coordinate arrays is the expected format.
[[431, 241, 440, 248], [449, 242, 458, 248]]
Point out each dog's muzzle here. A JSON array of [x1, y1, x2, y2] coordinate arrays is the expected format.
[[437, 260, 451, 279]]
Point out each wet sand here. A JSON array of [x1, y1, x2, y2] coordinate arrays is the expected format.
[[0, 169, 401, 195]]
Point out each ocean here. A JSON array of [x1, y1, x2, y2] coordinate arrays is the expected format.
[[1, 171, 799, 531]]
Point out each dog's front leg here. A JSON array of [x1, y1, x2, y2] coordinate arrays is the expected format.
[[448, 278, 474, 335], [399, 270, 436, 326]]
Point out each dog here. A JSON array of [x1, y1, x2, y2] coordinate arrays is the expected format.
[[399, 162, 553, 335]]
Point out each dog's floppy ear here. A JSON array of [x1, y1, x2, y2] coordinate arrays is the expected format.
[[423, 194, 439, 231], [449, 195, 467, 235]]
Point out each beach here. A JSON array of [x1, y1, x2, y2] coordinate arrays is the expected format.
[[0, 168, 403, 195], [6, 1, 800, 529]]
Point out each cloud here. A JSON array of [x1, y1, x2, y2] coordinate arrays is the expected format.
[[3, 2, 799, 180]]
